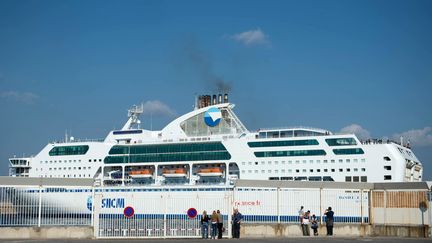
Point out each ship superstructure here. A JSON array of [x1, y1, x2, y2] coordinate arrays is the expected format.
[[9, 94, 423, 185]]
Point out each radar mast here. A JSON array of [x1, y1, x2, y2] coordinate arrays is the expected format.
[[121, 104, 144, 130]]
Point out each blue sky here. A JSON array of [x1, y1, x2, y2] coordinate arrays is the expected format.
[[0, 0, 431, 179]]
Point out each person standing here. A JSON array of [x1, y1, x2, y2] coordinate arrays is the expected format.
[[232, 209, 243, 238], [201, 210, 210, 239], [298, 206, 305, 235], [301, 210, 311, 236], [311, 214, 319, 236], [324, 207, 334, 236], [210, 210, 218, 239], [216, 210, 223, 239]]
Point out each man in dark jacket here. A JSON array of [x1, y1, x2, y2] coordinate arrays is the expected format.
[[324, 206, 334, 236], [232, 209, 244, 238]]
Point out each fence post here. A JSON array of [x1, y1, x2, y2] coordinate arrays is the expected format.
[[93, 193, 101, 238], [91, 186, 95, 227], [38, 185, 42, 227], [227, 190, 232, 238], [277, 187, 280, 224], [383, 190, 387, 226], [163, 190, 167, 238], [319, 188, 323, 225], [360, 190, 364, 224]]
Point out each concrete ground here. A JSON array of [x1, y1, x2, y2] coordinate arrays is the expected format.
[[0, 238, 431, 243]]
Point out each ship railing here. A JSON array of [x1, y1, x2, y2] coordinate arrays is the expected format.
[[360, 139, 411, 149], [258, 125, 330, 133], [52, 138, 105, 144]]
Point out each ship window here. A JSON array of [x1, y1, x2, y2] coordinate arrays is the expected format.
[[302, 160, 306, 164], [361, 176, 367, 182], [288, 161, 292, 164], [324, 160, 328, 163], [346, 159, 350, 163], [241, 162, 245, 165], [281, 169, 285, 173], [255, 162, 258, 165], [317, 169, 320, 172], [331, 169, 335, 172], [339, 168, 343, 172], [94, 159, 97, 162], [310, 169, 313, 172], [269, 177, 279, 180], [248, 170, 252, 173], [361, 159, 366, 162], [346, 168, 351, 172], [275, 161, 279, 165], [333, 148, 364, 155], [255, 170, 258, 173], [261, 170, 265, 173], [338, 159, 343, 163], [353, 176, 359, 182], [296, 169, 299, 173], [248, 162, 252, 165], [384, 175, 392, 180], [281, 177, 293, 181], [268, 170, 271, 173], [361, 168, 366, 172], [354, 168, 358, 172], [49, 145, 89, 156], [345, 176, 352, 182], [324, 169, 328, 172], [295, 160, 299, 164], [384, 156, 391, 161], [331, 160, 335, 163], [261, 161, 265, 165], [275, 170, 279, 173], [89, 159, 91, 162], [309, 160, 313, 163], [316, 160, 320, 163], [268, 161, 271, 164], [248, 139, 319, 148], [288, 169, 292, 173], [384, 166, 391, 170], [241, 170, 245, 173], [302, 169, 306, 172], [254, 150, 326, 158], [325, 138, 357, 146]]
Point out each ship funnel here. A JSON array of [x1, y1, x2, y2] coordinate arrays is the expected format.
[[224, 93, 228, 103], [218, 94, 222, 104]]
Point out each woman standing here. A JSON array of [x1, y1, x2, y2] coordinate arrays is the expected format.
[[210, 210, 218, 239], [201, 211, 210, 239]]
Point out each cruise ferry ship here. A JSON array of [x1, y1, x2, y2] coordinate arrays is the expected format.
[[9, 94, 423, 185]]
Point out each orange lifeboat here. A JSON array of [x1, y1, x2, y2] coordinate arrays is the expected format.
[[162, 168, 187, 178], [129, 169, 153, 178], [197, 167, 223, 177]]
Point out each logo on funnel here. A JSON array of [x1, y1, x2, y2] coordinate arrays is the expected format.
[[204, 107, 222, 127]]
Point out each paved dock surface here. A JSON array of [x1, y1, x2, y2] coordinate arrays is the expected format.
[[0, 238, 431, 243]]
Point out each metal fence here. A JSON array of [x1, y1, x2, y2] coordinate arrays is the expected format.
[[1, 180, 431, 239], [233, 187, 369, 224], [0, 186, 93, 227]]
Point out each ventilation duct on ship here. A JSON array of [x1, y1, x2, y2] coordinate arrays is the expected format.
[[224, 94, 228, 103], [218, 94, 222, 104], [212, 95, 217, 105]]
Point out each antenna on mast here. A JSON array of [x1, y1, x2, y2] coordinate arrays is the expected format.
[[122, 104, 144, 130]]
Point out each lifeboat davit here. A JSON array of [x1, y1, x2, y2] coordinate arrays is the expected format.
[[197, 167, 223, 177], [129, 169, 153, 178], [162, 168, 187, 178]]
